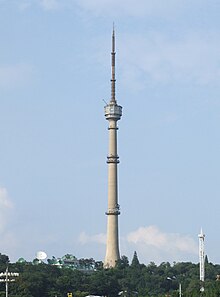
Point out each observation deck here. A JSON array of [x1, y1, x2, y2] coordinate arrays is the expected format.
[[105, 103, 122, 121]]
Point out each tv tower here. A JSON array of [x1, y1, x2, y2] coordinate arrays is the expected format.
[[198, 228, 205, 294], [103, 27, 122, 268]]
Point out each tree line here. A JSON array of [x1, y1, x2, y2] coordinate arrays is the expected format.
[[0, 252, 220, 297]]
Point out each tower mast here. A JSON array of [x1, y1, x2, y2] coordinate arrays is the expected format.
[[104, 27, 122, 268], [198, 228, 205, 294]]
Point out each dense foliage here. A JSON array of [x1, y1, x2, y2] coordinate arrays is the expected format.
[[0, 252, 220, 297]]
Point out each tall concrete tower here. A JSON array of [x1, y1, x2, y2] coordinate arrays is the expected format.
[[104, 28, 122, 268], [198, 228, 205, 293]]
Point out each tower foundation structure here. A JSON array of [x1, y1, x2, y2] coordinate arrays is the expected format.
[[103, 28, 122, 268]]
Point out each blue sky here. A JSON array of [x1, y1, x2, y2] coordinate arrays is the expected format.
[[0, 0, 220, 265]]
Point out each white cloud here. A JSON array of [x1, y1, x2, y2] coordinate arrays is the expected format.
[[75, 0, 186, 18], [0, 188, 20, 261], [17, 0, 63, 11], [0, 188, 13, 209], [78, 226, 197, 264], [0, 187, 13, 232], [0, 64, 33, 89], [16, 0, 191, 15], [119, 32, 220, 88], [18, 0, 32, 10], [39, 0, 60, 10], [127, 226, 197, 253], [126, 225, 197, 263], [78, 231, 106, 245]]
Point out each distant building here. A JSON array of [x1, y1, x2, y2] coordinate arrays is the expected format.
[[17, 254, 97, 271], [47, 254, 96, 271]]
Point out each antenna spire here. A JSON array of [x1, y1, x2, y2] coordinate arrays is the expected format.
[[111, 25, 116, 103]]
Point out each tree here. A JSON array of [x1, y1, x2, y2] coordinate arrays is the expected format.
[[2, 252, 220, 296], [131, 251, 139, 268], [116, 255, 129, 269], [0, 254, 9, 265]]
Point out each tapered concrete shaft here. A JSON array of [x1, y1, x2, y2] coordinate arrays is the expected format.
[[104, 28, 122, 268]]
